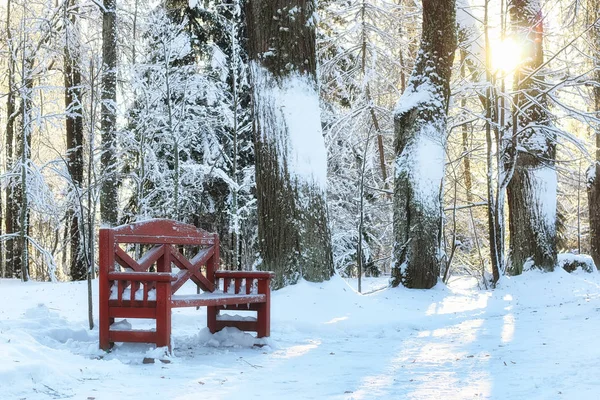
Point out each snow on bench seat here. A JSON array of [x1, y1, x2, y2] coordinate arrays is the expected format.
[[171, 292, 267, 307]]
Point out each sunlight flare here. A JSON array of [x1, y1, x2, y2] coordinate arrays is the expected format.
[[491, 38, 523, 73]]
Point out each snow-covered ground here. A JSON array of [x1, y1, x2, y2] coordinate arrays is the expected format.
[[2, 269, 600, 399]]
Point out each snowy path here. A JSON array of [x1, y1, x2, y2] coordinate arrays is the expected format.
[[2, 270, 600, 399]]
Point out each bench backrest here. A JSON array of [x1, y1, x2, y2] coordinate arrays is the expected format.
[[99, 219, 220, 294]]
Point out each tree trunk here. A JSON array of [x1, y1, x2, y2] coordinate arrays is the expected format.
[[3, 0, 15, 278], [65, 0, 86, 280], [507, 0, 556, 274], [392, 0, 457, 289], [483, 0, 501, 286], [587, 0, 600, 270], [245, 0, 334, 288], [16, 56, 34, 282], [100, 0, 118, 226]]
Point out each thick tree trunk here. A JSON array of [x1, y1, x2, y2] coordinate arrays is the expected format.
[[65, 0, 86, 280], [587, 0, 600, 270], [507, 0, 556, 274], [246, 0, 333, 288], [100, 0, 118, 226], [392, 0, 457, 289]]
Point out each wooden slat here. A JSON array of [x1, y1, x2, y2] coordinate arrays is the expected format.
[[114, 235, 215, 246], [109, 307, 156, 319], [130, 281, 139, 302], [115, 246, 143, 272], [189, 247, 214, 265], [214, 320, 258, 332], [111, 219, 214, 239], [219, 303, 261, 311], [109, 330, 156, 344], [171, 293, 266, 308], [109, 299, 156, 308], [214, 271, 275, 279], [170, 269, 194, 294], [108, 271, 174, 282], [170, 247, 214, 292], [117, 280, 125, 305], [137, 245, 165, 270]]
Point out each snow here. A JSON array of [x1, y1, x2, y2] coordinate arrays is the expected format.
[[2, 271, 600, 399], [394, 80, 441, 117], [250, 62, 327, 190], [557, 253, 597, 273], [395, 125, 446, 213], [587, 162, 597, 186], [530, 166, 557, 236]]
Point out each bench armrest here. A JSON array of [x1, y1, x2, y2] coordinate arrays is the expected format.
[[108, 271, 175, 282], [214, 270, 274, 279]]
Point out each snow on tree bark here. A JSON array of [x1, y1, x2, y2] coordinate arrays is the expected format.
[[246, 0, 333, 288], [392, 0, 457, 289], [507, 0, 557, 274]]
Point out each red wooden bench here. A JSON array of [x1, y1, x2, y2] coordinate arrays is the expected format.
[[99, 219, 274, 351]]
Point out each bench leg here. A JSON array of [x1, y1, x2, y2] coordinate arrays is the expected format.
[[99, 316, 111, 350], [156, 283, 172, 351], [257, 303, 270, 338], [207, 306, 218, 333]]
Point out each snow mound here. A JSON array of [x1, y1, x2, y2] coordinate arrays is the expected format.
[[194, 327, 273, 349], [557, 253, 597, 273]]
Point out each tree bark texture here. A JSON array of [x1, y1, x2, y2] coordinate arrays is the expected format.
[[65, 0, 86, 280], [392, 0, 457, 289], [100, 0, 118, 226], [15, 59, 34, 281], [507, 0, 557, 273], [587, 0, 600, 270], [246, 0, 334, 288], [3, 0, 15, 278]]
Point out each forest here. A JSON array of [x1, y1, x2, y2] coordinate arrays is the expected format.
[[0, 0, 599, 291]]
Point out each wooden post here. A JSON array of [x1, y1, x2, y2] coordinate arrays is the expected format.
[[207, 306, 218, 334], [257, 278, 270, 337], [99, 228, 114, 350], [155, 247, 172, 350]]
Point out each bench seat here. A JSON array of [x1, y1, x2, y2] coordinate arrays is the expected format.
[[171, 292, 267, 307]]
